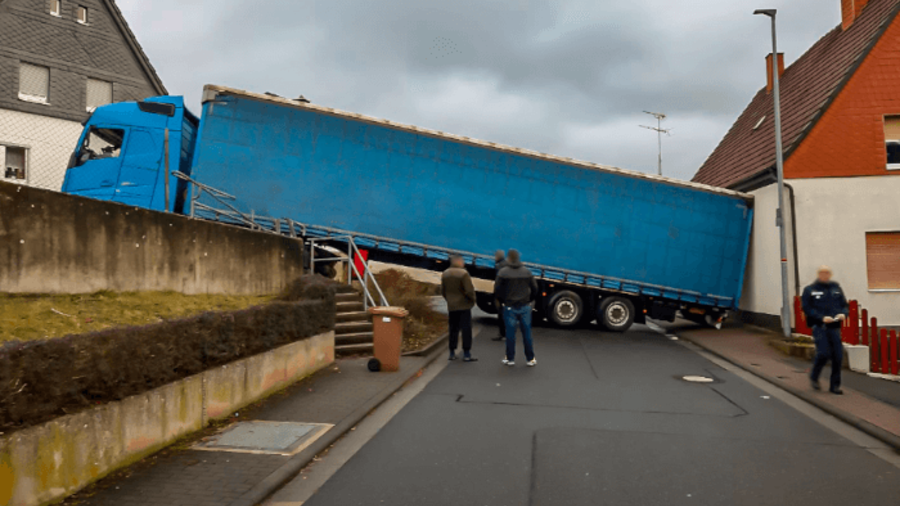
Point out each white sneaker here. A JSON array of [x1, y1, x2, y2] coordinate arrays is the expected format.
[[527, 359, 537, 367], [502, 358, 515, 366]]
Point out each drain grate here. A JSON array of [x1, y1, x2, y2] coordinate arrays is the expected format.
[[194, 421, 333, 456]]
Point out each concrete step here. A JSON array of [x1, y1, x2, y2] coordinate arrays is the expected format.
[[335, 343, 374, 357], [336, 301, 365, 312], [334, 284, 357, 295], [335, 321, 374, 334], [335, 332, 375, 345], [336, 310, 371, 323], [335, 292, 362, 303]]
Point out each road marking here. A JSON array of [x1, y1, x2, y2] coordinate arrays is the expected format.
[[263, 353, 450, 506], [682, 341, 900, 470]]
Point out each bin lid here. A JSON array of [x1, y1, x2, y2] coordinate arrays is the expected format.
[[368, 306, 410, 318]]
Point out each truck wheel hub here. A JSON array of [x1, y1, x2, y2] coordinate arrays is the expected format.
[[556, 300, 578, 322], [606, 304, 627, 325]]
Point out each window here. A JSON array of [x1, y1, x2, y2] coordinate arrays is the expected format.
[[2, 146, 28, 181], [76, 5, 88, 24], [50, 0, 61, 16], [866, 232, 900, 290], [884, 115, 900, 169], [18, 63, 50, 104], [76, 127, 125, 166], [86, 79, 112, 111]]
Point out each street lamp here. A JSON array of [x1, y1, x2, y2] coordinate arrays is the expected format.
[[754, 8, 792, 339]]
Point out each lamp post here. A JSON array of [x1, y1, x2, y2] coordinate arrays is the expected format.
[[754, 8, 792, 339]]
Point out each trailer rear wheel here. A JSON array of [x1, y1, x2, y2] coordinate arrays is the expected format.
[[598, 296, 635, 333], [547, 290, 583, 327]]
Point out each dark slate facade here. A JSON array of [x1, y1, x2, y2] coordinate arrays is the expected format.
[[0, 0, 166, 123]]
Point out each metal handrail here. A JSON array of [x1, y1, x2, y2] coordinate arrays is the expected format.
[[308, 235, 388, 310]]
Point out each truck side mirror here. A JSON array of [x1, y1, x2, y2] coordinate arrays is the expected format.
[[78, 151, 91, 166]]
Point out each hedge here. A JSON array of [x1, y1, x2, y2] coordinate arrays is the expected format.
[[0, 276, 336, 432]]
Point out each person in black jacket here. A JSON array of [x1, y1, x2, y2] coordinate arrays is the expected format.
[[801, 266, 849, 394], [492, 250, 508, 341], [494, 249, 539, 367]]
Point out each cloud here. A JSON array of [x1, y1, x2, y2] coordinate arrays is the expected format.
[[119, 0, 842, 180]]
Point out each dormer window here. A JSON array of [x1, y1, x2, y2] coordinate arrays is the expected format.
[[76, 5, 88, 24], [50, 0, 62, 17]]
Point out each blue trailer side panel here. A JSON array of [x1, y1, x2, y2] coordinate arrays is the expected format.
[[192, 92, 751, 305]]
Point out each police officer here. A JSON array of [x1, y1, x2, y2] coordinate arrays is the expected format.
[[801, 265, 849, 394]]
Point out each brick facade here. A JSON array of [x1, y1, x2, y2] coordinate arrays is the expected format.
[[786, 9, 900, 179], [0, 0, 165, 123]]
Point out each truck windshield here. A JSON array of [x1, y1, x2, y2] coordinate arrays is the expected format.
[[76, 127, 125, 166]]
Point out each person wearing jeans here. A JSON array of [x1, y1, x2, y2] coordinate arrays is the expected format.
[[441, 255, 478, 362], [801, 265, 849, 394], [494, 249, 539, 367]]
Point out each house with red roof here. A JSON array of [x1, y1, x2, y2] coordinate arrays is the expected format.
[[693, 0, 900, 327]]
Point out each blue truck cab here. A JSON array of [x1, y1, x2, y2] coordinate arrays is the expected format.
[[63, 96, 198, 213]]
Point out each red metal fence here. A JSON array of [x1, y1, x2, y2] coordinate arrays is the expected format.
[[793, 296, 898, 375]]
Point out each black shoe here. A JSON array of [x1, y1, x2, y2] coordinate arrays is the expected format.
[[464, 356, 478, 362], [491, 336, 505, 341], [830, 388, 844, 395], [449, 353, 457, 361], [811, 379, 821, 391]]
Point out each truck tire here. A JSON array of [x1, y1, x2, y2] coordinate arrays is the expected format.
[[598, 296, 635, 332], [547, 290, 583, 327], [476, 292, 498, 315]]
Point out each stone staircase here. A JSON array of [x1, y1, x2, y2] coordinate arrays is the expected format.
[[334, 285, 374, 356]]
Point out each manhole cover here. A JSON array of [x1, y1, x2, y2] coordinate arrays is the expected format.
[[194, 421, 332, 456], [682, 375, 715, 383]]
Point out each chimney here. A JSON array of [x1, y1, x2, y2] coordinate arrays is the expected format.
[[766, 53, 785, 93], [842, 0, 871, 30]]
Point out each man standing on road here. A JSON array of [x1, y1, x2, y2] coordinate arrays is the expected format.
[[441, 255, 478, 362], [492, 250, 507, 342], [802, 265, 849, 395], [494, 249, 538, 367]]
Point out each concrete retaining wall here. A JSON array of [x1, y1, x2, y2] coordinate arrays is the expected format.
[[0, 331, 334, 506], [0, 181, 305, 295]]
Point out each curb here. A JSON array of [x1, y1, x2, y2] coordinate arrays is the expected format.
[[227, 343, 446, 506], [679, 333, 900, 453]]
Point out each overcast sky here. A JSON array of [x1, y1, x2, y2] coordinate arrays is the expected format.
[[118, 0, 842, 180]]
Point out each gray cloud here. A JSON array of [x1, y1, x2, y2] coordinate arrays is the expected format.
[[120, 0, 841, 180]]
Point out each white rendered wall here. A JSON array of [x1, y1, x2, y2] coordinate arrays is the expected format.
[[790, 176, 900, 326], [0, 108, 83, 191]]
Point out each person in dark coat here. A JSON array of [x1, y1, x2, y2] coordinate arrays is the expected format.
[[494, 249, 539, 367], [801, 265, 849, 394], [492, 250, 508, 341], [441, 255, 478, 362]]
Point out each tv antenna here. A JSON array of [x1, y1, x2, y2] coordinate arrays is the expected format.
[[640, 111, 672, 176]]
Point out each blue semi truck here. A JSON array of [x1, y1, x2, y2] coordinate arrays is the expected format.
[[62, 85, 753, 332]]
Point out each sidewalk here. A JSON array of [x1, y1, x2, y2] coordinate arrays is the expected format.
[[675, 324, 900, 450], [62, 351, 441, 506]]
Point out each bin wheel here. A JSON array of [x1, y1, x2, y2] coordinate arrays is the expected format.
[[547, 290, 583, 327], [367, 358, 381, 372], [598, 296, 635, 333]]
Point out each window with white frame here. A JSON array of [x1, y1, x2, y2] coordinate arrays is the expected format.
[[86, 79, 113, 111], [18, 63, 50, 104], [884, 115, 900, 170], [2, 145, 28, 181], [76, 5, 88, 24], [50, 0, 62, 16]]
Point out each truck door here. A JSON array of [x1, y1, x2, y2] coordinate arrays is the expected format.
[[113, 128, 162, 207], [64, 126, 127, 198]]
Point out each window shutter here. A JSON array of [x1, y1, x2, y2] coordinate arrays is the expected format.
[[19, 63, 49, 100], [867, 232, 900, 289], [885, 116, 900, 140], [86, 79, 113, 110]]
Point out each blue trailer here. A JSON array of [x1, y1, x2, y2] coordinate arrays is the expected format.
[[62, 85, 753, 332]]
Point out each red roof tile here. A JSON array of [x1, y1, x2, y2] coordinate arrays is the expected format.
[[692, 0, 900, 188]]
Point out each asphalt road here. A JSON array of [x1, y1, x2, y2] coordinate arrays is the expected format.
[[302, 323, 900, 506]]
